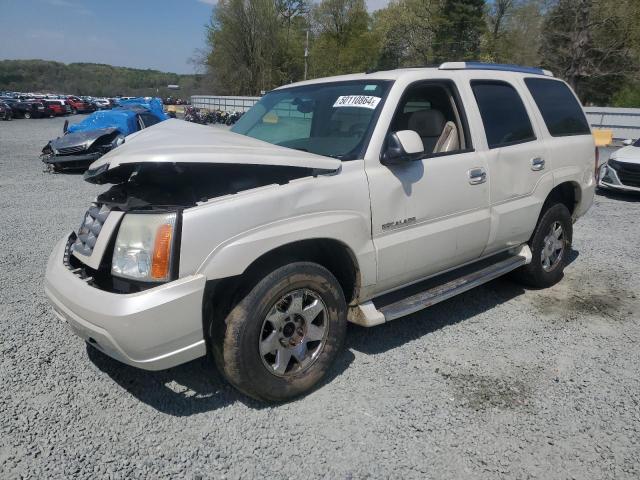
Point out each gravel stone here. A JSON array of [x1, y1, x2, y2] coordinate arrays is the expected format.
[[1, 117, 639, 479]]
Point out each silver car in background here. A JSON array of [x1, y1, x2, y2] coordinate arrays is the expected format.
[[599, 138, 640, 193]]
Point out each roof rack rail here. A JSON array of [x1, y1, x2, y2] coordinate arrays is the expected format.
[[439, 62, 553, 77]]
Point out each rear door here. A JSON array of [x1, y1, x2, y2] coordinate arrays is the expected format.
[[522, 77, 594, 200], [469, 79, 551, 255]]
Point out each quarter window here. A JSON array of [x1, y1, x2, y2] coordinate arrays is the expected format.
[[524, 78, 590, 136], [471, 81, 535, 149]]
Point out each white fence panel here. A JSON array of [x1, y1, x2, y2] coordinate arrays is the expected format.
[[191, 95, 260, 112], [585, 107, 640, 141]]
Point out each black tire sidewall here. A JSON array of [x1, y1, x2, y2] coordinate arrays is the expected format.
[[214, 262, 347, 402], [522, 203, 572, 288]]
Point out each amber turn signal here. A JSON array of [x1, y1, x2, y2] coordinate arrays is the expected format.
[[151, 223, 173, 280]]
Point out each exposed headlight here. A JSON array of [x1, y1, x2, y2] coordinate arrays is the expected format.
[[112, 212, 177, 282], [607, 159, 621, 170], [112, 134, 125, 148]]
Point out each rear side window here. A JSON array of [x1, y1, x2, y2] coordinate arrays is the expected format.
[[524, 78, 590, 136], [471, 81, 535, 149]]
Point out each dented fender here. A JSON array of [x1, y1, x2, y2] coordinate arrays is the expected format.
[[178, 161, 377, 287]]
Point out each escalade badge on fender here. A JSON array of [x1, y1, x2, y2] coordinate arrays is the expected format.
[[382, 217, 416, 231]]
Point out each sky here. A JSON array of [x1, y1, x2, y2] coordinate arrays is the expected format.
[[0, 0, 390, 74]]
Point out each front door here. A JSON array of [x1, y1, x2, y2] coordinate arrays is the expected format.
[[366, 81, 491, 294]]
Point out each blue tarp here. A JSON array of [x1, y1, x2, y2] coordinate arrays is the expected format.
[[67, 97, 168, 135]]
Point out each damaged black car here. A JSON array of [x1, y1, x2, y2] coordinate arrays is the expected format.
[[41, 97, 168, 173]]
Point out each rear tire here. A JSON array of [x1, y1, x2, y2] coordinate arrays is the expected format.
[[211, 262, 347, 402], [512, 203, 572, 288], [23, 111, 31, 119]]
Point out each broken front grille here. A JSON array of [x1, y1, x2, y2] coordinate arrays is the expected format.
[[615, 162, 640, 188], [71, 204, 110, 257], [57, 144, 87, 155]]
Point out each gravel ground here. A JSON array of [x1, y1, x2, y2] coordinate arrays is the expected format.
[[1, 116, 639, 479]]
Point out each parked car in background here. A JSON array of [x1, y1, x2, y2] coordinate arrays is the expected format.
[[43, 100, 72, 116], [93, 98, 111, 110], [66, 96, 95, 114], [2, 99, 52, 118], [0, 101, 12, 120], [599, 138, 640, 193], [41, 97, 168, 172]]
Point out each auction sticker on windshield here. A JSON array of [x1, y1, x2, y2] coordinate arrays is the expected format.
[[333, 95, 381, 109]]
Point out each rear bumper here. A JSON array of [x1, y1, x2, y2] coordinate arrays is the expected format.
[[44, 235, 207, 370]]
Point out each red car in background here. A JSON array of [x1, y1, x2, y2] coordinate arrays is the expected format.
[[66, 96, 95, 114], [43, 100, 71, 116]]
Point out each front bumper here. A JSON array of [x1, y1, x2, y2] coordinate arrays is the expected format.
[[42, 152, 103, 171], [44, 235, 207, 370], [599, 163, 640, 193]]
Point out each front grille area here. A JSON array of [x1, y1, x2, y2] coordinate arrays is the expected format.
[[58, 144, 87, 155], [71, 204, 110, 257], [612, 161, 640, 188]]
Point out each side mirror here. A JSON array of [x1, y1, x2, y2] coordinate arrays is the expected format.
[[381, 130, 425, 165], [622, 139, 634, 146]]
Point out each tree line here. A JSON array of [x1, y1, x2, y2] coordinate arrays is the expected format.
[[0, 60, 208, 98], [204, 0, 640, 106]]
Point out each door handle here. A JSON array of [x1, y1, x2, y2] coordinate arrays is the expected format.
[[468, 167, 487, 185], [531, 157, 545, 171]]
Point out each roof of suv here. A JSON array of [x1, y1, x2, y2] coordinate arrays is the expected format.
[[275, 62, 555, 90]]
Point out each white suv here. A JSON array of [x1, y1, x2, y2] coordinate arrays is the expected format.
[[45, 62, 596, 401]]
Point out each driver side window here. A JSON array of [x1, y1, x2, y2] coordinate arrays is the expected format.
[[389, 82, 468, 157]]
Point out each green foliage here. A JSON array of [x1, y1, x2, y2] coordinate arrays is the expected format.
[[611, 83, 640, 108], [433, 0, 486, 62], [309, 0, 378, 77], [0, 59, 207, 98], [540, 0, 640, 104]]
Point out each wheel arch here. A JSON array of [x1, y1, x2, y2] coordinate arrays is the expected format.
[[544, 181, 581, 217], [202, 238, 361, 348]]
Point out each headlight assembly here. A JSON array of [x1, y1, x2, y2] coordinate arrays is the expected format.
[[111, 212, 177, 282], [112, 134, 125, 148]]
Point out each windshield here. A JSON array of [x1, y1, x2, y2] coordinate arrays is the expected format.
[[231, 80, 392, 160], [633, 138, 640, 147]]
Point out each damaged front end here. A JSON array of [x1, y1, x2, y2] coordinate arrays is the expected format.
[[41, 128, 125, 173], [69, 162, 334, 294], [61, 120, 341, 293]]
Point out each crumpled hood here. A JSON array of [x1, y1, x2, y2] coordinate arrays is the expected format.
[[611, 145, 640, 165], [87, 119, 341, 178], [50, 128, 118, 153]]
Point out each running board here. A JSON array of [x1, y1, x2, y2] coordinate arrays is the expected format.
[[349, 245, 531, 326]]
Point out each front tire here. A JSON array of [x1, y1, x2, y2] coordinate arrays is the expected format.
[[23, 111, 31, 119], [211, 262, 347, 402], [512, 203, 572, 288]]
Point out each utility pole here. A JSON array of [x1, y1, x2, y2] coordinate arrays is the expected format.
[[304, 30, 309, 80]]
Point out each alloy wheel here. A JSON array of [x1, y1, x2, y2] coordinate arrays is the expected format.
[[541, 221, 565, 272], [259, 289, 329, 377]]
